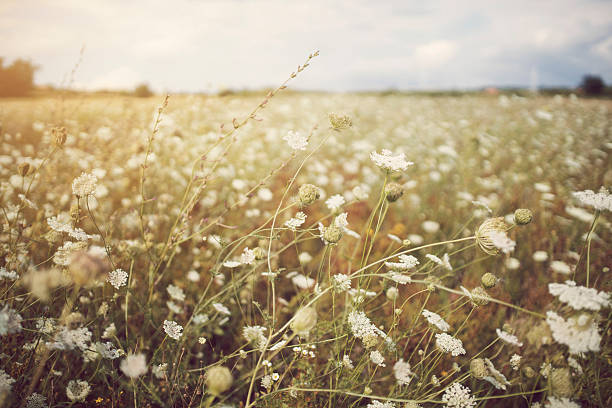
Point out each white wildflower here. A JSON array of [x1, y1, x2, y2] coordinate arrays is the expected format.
[[66, 379, 90, 402], [370, 149, 413, 173], [385, 254, 419, 271], [483, 358, 510, 390], [163, 320, 183, 340], [283, 130, 308, 150], [550, 261, 572, 275], [166, 284, 185, 302], [0, 305, 23, 336], [548, 280, 610, 311], [422, 309, 450, 332], [435, 333, 466, 356], [572, 187, 612, 212], [212, 303, 231, 315], [367, 401, 396, 408], [25, 393, 47, 408], [546, 311, 601, 354], [285, 212, 306, 230], [107, 269, 128, 290], [393, 359, 414, 386], [510, 354, 521, 371], [333, 274, 351, 292], [388, 272, 412, 285], [496, 328, 523, 346], [441, 382, 476, 408], [370, 350, 385, 367], [243, 325, 267, 349], [533, 251, 548, 262], [72, 172, 98, 197], [325, 194, 345, 212], [102, 323, 116, 339], [342, 354, 354, 369], [120, 353, 148, 378], [240, 247, 256, 265], [0, 267, 18, 281], [153, 363, 168, 379], [487, 230, 516, 254], [546, 396, 581, 408], [0, 369, 15, 394]]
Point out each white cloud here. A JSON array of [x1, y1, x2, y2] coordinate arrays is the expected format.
[[1, 0, 610, 90]]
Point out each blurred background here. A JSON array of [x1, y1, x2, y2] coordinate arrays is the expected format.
[[1, 0, 611, 96]]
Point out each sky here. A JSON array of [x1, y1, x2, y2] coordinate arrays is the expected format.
[[1, 0, 612, 92]]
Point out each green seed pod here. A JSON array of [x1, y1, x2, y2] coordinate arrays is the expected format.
[[514, 208, 533, 225], [384, 182, 404, 202], [298, 184, 320, 206], [470, 287, 490, 307], [470, 358, 488, 379], [481, 272, 497, 289], [323, 224, 343, 244]]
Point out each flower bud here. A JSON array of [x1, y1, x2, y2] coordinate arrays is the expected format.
[[52, 126, 67, 146], [470, 358, 488, 379], [523, 366, 536, 378], [481, 272, 497, 289], [384, 182, 404, 202], [205, 366, 233, 396], [514, 208, 533, 225], [298, 184, 320, 207], [386, 287, 399, 301], [18, 162, 31, 177], [290, 306, 317, 336], [470, 287, 490, 307], [475, 217, 510, 255], [252, 247, 266, 261], [323, 224, 343, 245], [328, 113, 352, 130]]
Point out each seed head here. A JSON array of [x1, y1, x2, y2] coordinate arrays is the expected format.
[[18, 162, 31, 177], [52, 126, 67, 146], [328, 112, 352, 130], [384, 182, 404, 202], [205, 366, 233, 396], [298, 184, 320, 207], [475, 217, 510, 255], [291, 306, 317, 336], [470, 358, 488, 379], [514, 209, 533, 225], [481, 272, 497, 289], [323, 224, 343, 244]]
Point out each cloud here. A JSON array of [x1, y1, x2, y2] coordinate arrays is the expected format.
[[1, 0, 611, 91]]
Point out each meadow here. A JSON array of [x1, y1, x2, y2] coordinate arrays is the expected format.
[[0, 59, 611, 407]]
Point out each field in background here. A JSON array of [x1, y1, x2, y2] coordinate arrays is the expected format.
[[0, 92, 610, 407]]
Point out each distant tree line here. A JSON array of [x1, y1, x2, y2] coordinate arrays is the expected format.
[[0, 58, 37, 97]]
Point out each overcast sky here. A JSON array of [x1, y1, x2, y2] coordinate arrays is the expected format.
[[2, 0, 612, 92]]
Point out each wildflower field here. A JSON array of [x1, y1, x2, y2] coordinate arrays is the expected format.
[[1, 59, 611, 408]]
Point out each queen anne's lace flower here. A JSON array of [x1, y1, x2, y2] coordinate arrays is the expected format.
[[0, 369, 15, 394], [166, 284, 185, 302], [333, 274, 351, 292], [546, 396, 581, 408], [370, 149, 413, 172], [385, 254, 419, 271], [72, 172, 98, 197], [370, 350, 386, 367], [163, 320, 183, 340], [422, 309, 450, 332], [572, 187, 612, 212], [325, 194, 345, 211], [366, 401, 396, 408], [66, 379, 90, 402], [107, 269, 128, 290], [548, 281, 610, 311], [435, 333, 466, 356], [283, 130, 308, 150], [393, 359, 414, 385], [442, 382, 476, 408], [285, 212, 306, 230], [120, 353, 148, 378], [496, 328, 523, 346], [546, 311, 601, 354]]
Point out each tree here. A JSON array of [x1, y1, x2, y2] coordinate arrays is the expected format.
[[133, 83, 154, 97], [579, 75, 605, 96], [0, 58, 38, 97]]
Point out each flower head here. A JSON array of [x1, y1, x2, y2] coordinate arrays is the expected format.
[[370, 149, 413, 173]]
